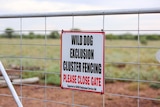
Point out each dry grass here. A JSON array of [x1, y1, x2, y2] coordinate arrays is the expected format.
[[127, 82, 148, 91], [0, 38, 160, 84]]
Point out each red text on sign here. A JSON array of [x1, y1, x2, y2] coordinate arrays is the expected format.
[[63, 74, 77, 83], [78, 75, 90, 85]]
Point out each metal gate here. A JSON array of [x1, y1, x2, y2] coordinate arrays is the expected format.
[[0, 8, 160, 107]]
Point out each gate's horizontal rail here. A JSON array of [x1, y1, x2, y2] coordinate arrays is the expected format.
[[0, 8, 160, 18]]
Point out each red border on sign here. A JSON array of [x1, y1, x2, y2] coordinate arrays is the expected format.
[[60, 30, 105, 94]]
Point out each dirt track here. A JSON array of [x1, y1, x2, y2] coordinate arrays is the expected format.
[[0, 82, 160, 107]]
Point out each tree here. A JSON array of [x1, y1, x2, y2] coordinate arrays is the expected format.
[[5, 28, 14, 38], [28, 32, 35, 39], [48, 31, 60, 39]]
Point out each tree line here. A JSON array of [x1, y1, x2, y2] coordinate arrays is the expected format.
[[106, 33, 160, 40], [0, 28, 60, 39], [1, 28, 160, 41]]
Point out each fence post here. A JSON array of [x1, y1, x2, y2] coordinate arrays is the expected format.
[[0, 61, 23, 107]]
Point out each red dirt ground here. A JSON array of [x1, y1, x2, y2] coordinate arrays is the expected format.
[[0, 82, 160, 107]]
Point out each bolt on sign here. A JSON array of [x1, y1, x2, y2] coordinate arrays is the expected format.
[[61, 31, 105, 94]]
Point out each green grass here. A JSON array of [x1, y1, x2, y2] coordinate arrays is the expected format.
[[0, 38, 160, 85]]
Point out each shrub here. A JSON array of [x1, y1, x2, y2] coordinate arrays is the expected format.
[[149, 83, 160, 89], [140, 36, 147, 45], [45, 74, 60, 85]]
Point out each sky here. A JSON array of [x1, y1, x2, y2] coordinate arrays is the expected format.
[[0, 0, 159, 14], [0, 0, 160, 34]]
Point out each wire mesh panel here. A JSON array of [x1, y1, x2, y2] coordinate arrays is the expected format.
[[0, 9, 160, 107]]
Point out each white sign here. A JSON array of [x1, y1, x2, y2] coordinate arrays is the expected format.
[[156, 50, 160, 63], [61, 31, 105, 94]]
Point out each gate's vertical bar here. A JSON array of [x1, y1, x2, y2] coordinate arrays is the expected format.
[[20, 17, 23, 104], [72, 15, 75, 107], [137, 13, 140, 107], [102, 14, 105, 107], [44, 16, 47, 107], [72, 15, 74, 30]]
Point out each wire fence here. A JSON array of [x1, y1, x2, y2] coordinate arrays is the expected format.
[[0, 8, 160, 107]]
